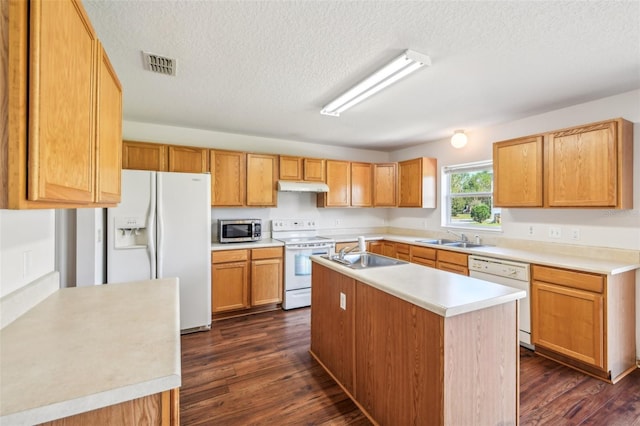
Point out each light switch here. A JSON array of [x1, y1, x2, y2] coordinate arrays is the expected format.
[[339, 292, 346, 310]]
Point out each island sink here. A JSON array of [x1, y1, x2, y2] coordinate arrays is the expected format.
[[325, 253, 408, 269]]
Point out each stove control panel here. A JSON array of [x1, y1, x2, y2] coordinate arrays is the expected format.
[[272, 219, 318, 232]]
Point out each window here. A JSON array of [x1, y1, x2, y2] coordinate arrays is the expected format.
[[442, 160, 501, 230]]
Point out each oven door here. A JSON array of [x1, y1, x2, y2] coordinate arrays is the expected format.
[[284, 246, 330, 291]]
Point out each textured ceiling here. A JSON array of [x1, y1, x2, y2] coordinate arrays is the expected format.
[[84, 0, 640, 151]]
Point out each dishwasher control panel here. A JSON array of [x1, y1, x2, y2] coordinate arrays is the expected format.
[[468, 255, 530, 282]]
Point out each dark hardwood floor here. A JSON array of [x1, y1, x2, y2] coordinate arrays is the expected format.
[[181, 308, 640, 425]]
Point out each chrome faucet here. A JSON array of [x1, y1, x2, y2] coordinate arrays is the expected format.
[[339, 245, 358, 259], [447, 230, 468, 242]]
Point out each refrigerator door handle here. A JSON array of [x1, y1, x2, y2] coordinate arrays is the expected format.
[[156, 174, 164, 278], [147, 174, 157, 279]]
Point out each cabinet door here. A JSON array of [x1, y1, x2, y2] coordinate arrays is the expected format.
[[246, 153, 278, 206], [398, 157, 437, 208], [251, 258, 283, 306], [304, 158, 326, 182], [373, 163, 397, 207], [531, 280, 604, 368], [28, 0, 97, 203], [493, 136, 543, 207], [210, 150, 246, 206], [381, 241, 397, 258], [122, 141, 168, 171], [95, 42, 122, 204], [211, 261, 249, 313], [368, 241, 383, 254], [547, 121, 618, 207], [311, 263, 356, 394], [279, 156, 302, 180], [319, 160, 351, 207], [168, 146, 208, 173], [351, 162, 372, 207]]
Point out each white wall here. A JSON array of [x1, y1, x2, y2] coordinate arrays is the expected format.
[[389, 90, 640, 251], [123, 120, 390, 163], [0, 210, 56, 298]]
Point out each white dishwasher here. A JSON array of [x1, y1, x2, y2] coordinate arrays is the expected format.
[[469, 255, 533, 349]]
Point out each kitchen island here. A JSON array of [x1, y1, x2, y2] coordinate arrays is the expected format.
[[311, 255, 525, 426], [0, 278, 181, 425]]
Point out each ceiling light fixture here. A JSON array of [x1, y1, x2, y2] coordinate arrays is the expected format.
[[320, 49, 431, 117], [451, 130, 468, 148]]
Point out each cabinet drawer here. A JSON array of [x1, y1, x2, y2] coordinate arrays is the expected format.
[[252, 247, 283, 260], [532, 265, 603, 293], [412, 257, 436, 268], [437, 249, 468, 267], [410, 245, 436, 261], [212, 249, 249, 263], [437, 261, 469, 276], [396, 243, 410, 255]]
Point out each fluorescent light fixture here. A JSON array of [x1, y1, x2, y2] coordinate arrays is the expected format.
[[320, 49, 431, 117]]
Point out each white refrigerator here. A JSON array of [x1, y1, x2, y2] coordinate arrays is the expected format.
[[107, 170, 211, 333]]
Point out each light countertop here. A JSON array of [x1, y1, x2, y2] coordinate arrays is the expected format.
[[211, 238, 284, 251], [312, 255, 525, 318], [322, 233, 639, 275], [0, 278, 181, 425]]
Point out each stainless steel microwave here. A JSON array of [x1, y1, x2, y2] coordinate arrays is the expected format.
[[218, 219, 262, 243]]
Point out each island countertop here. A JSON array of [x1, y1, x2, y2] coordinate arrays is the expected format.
[[0, 278, 181, 425], [312, 255, 525, 317]]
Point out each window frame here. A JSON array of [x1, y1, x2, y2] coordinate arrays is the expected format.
[[441, 160, 502, 232]]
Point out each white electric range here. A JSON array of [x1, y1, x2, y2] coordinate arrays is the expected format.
[[272, 219, 335, 310]]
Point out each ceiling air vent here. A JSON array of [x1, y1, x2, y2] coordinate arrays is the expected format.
[[142, 51, 177, 76]]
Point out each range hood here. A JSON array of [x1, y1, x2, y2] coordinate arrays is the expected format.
[[277, 181, 330, 193]]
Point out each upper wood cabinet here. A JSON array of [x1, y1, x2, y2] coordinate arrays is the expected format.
[[122, 141, 168, 171], [493, 136, 543, 207], [246, 153, 278, 207], [373, 163, 397, 207], [546, 119, 633, 208], [350, 162, 373, 207], [95, 42, 123, 204], [318, 160, 351, 207], [210, 149, 246, 207], [2, 0, 122, 208], [398, 157, 437, 208], [168, 145, 208, 173], [304, 158, 326, 182], [279, 156, 325, 182], [493, 118, 633, 209]]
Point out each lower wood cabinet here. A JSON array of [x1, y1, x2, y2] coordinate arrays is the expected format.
[[41, 389, 179, 426], [531, 265, 636, 383], [410, 245, 436, 268], [436, 249, 468, 275], [211, 247, 283, 315], [251, 247, 283, 306], [211, 250, 250, 313]]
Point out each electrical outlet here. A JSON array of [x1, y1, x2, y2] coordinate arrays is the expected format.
[[339, 292, 346, 310], [334, 219, 340, 226], [570, 228, 580, 240], [528, 226, 534, 236], [548, 227, 561, 239], [422, 220, 428, 228]]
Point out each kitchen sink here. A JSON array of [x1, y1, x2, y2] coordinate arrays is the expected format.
[[325, 253, 408, 269], [443, 242, 484, 248], [415, 238, 458, 245]]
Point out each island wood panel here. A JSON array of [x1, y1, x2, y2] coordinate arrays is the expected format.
[[310, 263, 356, 394], [443, 302, 518, 425], [355, 281, 444, 425], [40, 389, 179, 426]]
